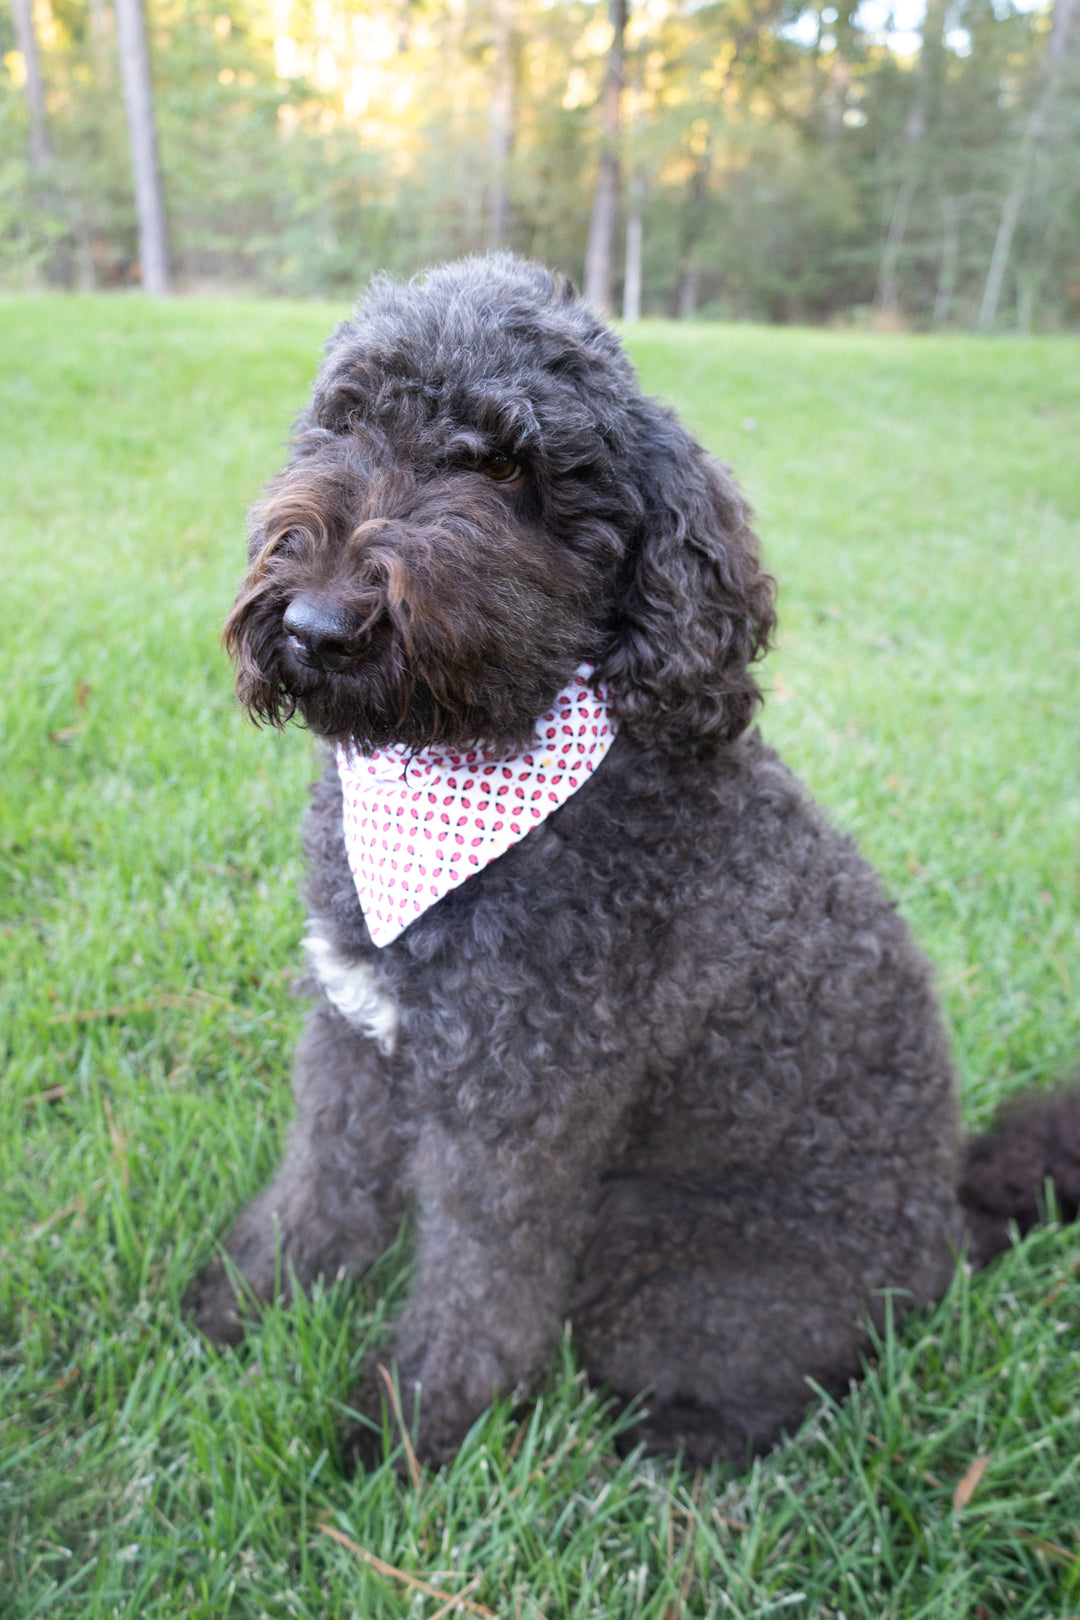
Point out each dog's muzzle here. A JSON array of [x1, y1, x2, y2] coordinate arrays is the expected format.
[[283, 595, 370, 673]]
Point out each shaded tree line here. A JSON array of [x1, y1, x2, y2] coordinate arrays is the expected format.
[[2, 0, 1078, 328]]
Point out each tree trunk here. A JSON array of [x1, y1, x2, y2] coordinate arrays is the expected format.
[[932, 195, 960, 327], [113, 0, 170, 294], [11, 0, 51, 171], [87, 0, 111, 82], [823, 54, 851, 145], [876, 0, 946, 321], [584, 0, 627, 313], [876, 164, 920, 322], [622, 178, 642, 320], [486, 0, 514, 249], [978, 0, 1075, 332], [677, 264, 699, 319], [675, 134, 710, 319]]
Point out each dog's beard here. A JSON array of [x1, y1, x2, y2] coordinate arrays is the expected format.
[[234, 621, 579, 755], [225, 517, 604, 756]]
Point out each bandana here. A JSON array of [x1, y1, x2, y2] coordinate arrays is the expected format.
[[337, 665, 616, 946]]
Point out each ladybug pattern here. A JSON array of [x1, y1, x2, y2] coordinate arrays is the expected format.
[[337, 665, 616, 946]]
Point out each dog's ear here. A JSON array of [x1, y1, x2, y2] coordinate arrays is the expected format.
[[599, 399, 776, 755]]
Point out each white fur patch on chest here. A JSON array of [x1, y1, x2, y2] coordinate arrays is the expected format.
[[303, 930, 400, 1054]]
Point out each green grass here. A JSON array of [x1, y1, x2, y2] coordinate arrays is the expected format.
[[2, 297, 1079, 1619]]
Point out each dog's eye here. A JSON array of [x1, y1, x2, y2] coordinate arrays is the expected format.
[[479, 453, 522, 483]]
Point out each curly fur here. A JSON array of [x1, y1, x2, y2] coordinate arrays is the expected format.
[[188, 253, 1080, 1467]]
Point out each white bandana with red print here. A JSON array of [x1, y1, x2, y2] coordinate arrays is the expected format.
[[336, 665, 616, 946]]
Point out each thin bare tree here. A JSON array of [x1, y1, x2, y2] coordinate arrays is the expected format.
[[113, 0, 170, 293], [876, 0, 946, 322], [978, 0, 1076, 332], [932, 195, 961, 327], [621, 64, 644, 321], [11, 0, 51, 171], [675, 130, 710, 318], [486, 0, 515, 249], [584, 0, 627, 313], [622, 177, 643, 320]]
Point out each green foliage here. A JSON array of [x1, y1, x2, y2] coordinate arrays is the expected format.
[[2, 302, 1079, 1615], [2, 0, 1079, 323]]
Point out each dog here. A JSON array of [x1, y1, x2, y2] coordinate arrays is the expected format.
[[188, 253, 1080, 1466]]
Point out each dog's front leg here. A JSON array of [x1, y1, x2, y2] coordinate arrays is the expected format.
[[369, 1109, 610, 1466], [187, 998, 410, 1344]]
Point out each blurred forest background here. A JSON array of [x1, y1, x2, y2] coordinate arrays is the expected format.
[[2, 0, 1079, 327]]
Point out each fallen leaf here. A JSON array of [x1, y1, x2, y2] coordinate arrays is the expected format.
[[712, 1509, 748, 1532], [1013, 1529, 1078, 1567], [49, 725, 84, 745], [1049, 950, 1072, 995], [21, 1084, 67, 1106], [953, 1452, 991, 1514], [28, 1177, 107, 1240]]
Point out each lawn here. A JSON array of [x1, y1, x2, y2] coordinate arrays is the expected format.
[[1, 296, 1078, 1619]]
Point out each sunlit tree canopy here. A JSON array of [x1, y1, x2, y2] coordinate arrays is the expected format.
[[2, 0, 1078, 326]]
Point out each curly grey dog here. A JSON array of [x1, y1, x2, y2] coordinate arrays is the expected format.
[[189, 253, 1080, 1466]]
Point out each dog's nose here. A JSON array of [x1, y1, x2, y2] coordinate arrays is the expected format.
[[283, 597, 365, 665]]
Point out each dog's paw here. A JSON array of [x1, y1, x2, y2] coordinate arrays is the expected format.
[[339, 1366, 417, 1478], [341, 1356, 477, 1476], [614, 1393, 773, 1466], [339, 1410, 392, 1475], [183, 1255, 250, 1347]]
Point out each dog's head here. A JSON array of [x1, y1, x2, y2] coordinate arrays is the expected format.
[[225, 254, 775, 757]]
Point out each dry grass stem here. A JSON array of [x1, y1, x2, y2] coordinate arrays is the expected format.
[[377, 1361, 423, 1490], [317, 1522, 501, 1618]]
